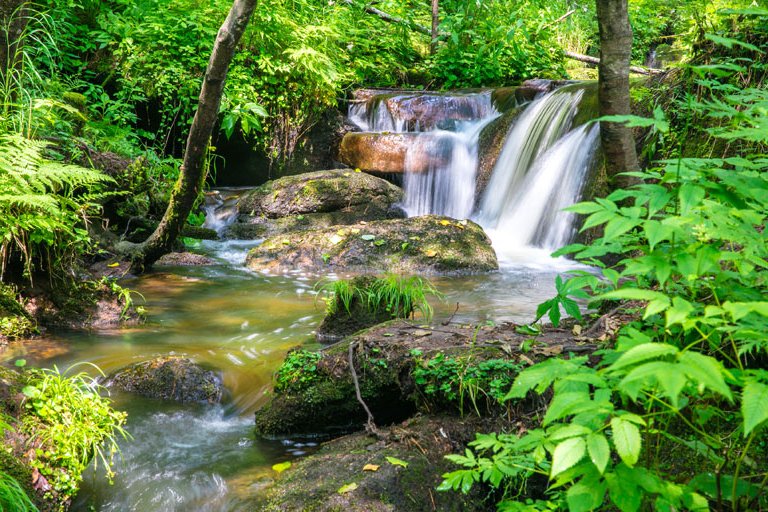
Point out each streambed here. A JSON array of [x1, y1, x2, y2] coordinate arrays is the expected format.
[[1, 239, 568, 511]]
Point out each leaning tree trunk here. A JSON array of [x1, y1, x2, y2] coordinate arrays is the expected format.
[[124, 0, 258, 271], [596, 0, 639, 188]]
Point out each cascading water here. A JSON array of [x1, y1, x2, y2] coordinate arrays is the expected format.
[[351, 83, 601, 266]]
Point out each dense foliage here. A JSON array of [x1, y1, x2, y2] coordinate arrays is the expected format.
[[440, 9, 768, 511]]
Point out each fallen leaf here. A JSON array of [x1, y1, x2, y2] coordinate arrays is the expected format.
[[281, 239, 291, 245], [107, 262, 120, 268], [354, 168, 362, 173], [572, 324, 582, 336], [412, 329, 432, 338], [272, 461, 292, 474], [350, 228, 361, 234], [424, 249, 438, 257], [386, 456, 409, 468], [329, 234, 343, 245], [458, 219, 468, 226], [439, 219, 451, 226], [361, 234, 376, 241], [363, 464, 380, 472], [338, 482, 358, 494]]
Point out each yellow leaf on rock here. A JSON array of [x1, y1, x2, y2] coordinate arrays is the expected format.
[[424, 249, 438, 257], [107, 262, 120, 268], [329, 234, 343, 245], [272, 461, 291, 473], [439, 219, 451, 226], [363, 464, 380, 472]]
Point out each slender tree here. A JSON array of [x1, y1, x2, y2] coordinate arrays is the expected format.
[[119, 0, 258, 270], [596, 0, 639, 188], [430, 0, 439, 55]]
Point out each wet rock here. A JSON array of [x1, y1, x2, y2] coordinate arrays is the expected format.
[[252, 415, 497, 512], [245, 215, 498, 275], [237, 169, 402, 218], [108, 357, 223, 403], [155, 252, 215, 266], [338, 133, 421, 174], [229, 170, 404, 239]]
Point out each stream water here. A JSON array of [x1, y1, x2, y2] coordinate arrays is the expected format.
[[1, 240, 566, 511], [1, 82, 601, 510]]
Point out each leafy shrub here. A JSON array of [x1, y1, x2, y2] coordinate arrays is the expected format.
[[0, 134, 114, 281], [274, 350, 323, 393], [440, 23, 768, 511], [413, 352, 523, 416], [20, 364, 128, 503]]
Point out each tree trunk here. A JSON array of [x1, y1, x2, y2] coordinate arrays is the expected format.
[[430, 0, 439, 55], [596, 0, 639, 188], [122, 0, 258, 271]]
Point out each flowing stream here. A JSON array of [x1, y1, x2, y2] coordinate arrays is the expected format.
[[0, 82, 602, 510]]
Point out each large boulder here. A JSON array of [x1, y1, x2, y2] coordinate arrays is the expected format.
[[245, 215, 498, 275], [228, 170, 404, 239], [108, 357, 223, 403], [237, 169, 402, 218]]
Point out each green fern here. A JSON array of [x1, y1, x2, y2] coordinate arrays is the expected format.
[[0, 133, 114, 280]]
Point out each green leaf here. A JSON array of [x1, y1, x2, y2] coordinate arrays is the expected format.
[[742, 380, 768, 436], [705, 33, 762, 52], [386, 456, 408, 468], [665, 297, 694, 327], [14, 359, 26, 367], [678, 184, 705, 215], [550, 437, 586, 478], [587, 433, 610, 474], [608, 343, 678, 372], [603, 216, 639, 241], [596, 288, 670, 304], [272, 461, 292, 473], [678, 351, 733, 400], [337, 482, 358, 494], [611, 418, 641, 467]]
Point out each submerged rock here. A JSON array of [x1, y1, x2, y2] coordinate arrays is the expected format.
[[245, 215, 498, 275], [108, 357, 222, 403]]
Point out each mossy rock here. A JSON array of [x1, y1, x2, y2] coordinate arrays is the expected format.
[[255, 342, 412, 437], [108, 357, 223, 403], [245, 215, 498, 275], [251, 415, 498, 512], [237, 169, 403, 219]]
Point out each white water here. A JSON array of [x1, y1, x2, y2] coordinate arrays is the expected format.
[[351, 84, 601, 267], [401, 117, 497, 218]]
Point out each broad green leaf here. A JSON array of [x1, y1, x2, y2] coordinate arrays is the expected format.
[[705, 33, 762, 52], [566, 202, 603, 214], [678, 351, 733, 400], [665, 297, 695, 327], [605, 468, 642, 512], [603, 216, 639, 241], [608, 343, 678, 372], [385, 456, 408, 468], [611, 418, 641, 467], [566, 478, 605, 512], [596, 288, 670, 304], [587, 433, 610, 474], [742, 380, 768, 436], [550, 437, 586, 478]]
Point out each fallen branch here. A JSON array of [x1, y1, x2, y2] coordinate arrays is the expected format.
[[539, 9, 576, 32], [564, 50, 661, 75], [341, 0, 431, 35], [348, 341, 380, 436]]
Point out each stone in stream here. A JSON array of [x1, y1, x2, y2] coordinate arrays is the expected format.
[[108, 356, 223, 403], [227, 169, 404, 239], [244, 215, 498, 275]]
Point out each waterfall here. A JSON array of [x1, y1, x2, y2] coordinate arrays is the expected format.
[[401, 117, 497, 218], [475, 84, 600, 262], [345, 83, 600, 266], [202, 189, 246, 235]]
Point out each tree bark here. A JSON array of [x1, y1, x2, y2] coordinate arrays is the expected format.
[[430, 0, 439, 55], [122, 0, 258, 270], [596, 0, 639, 188]]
